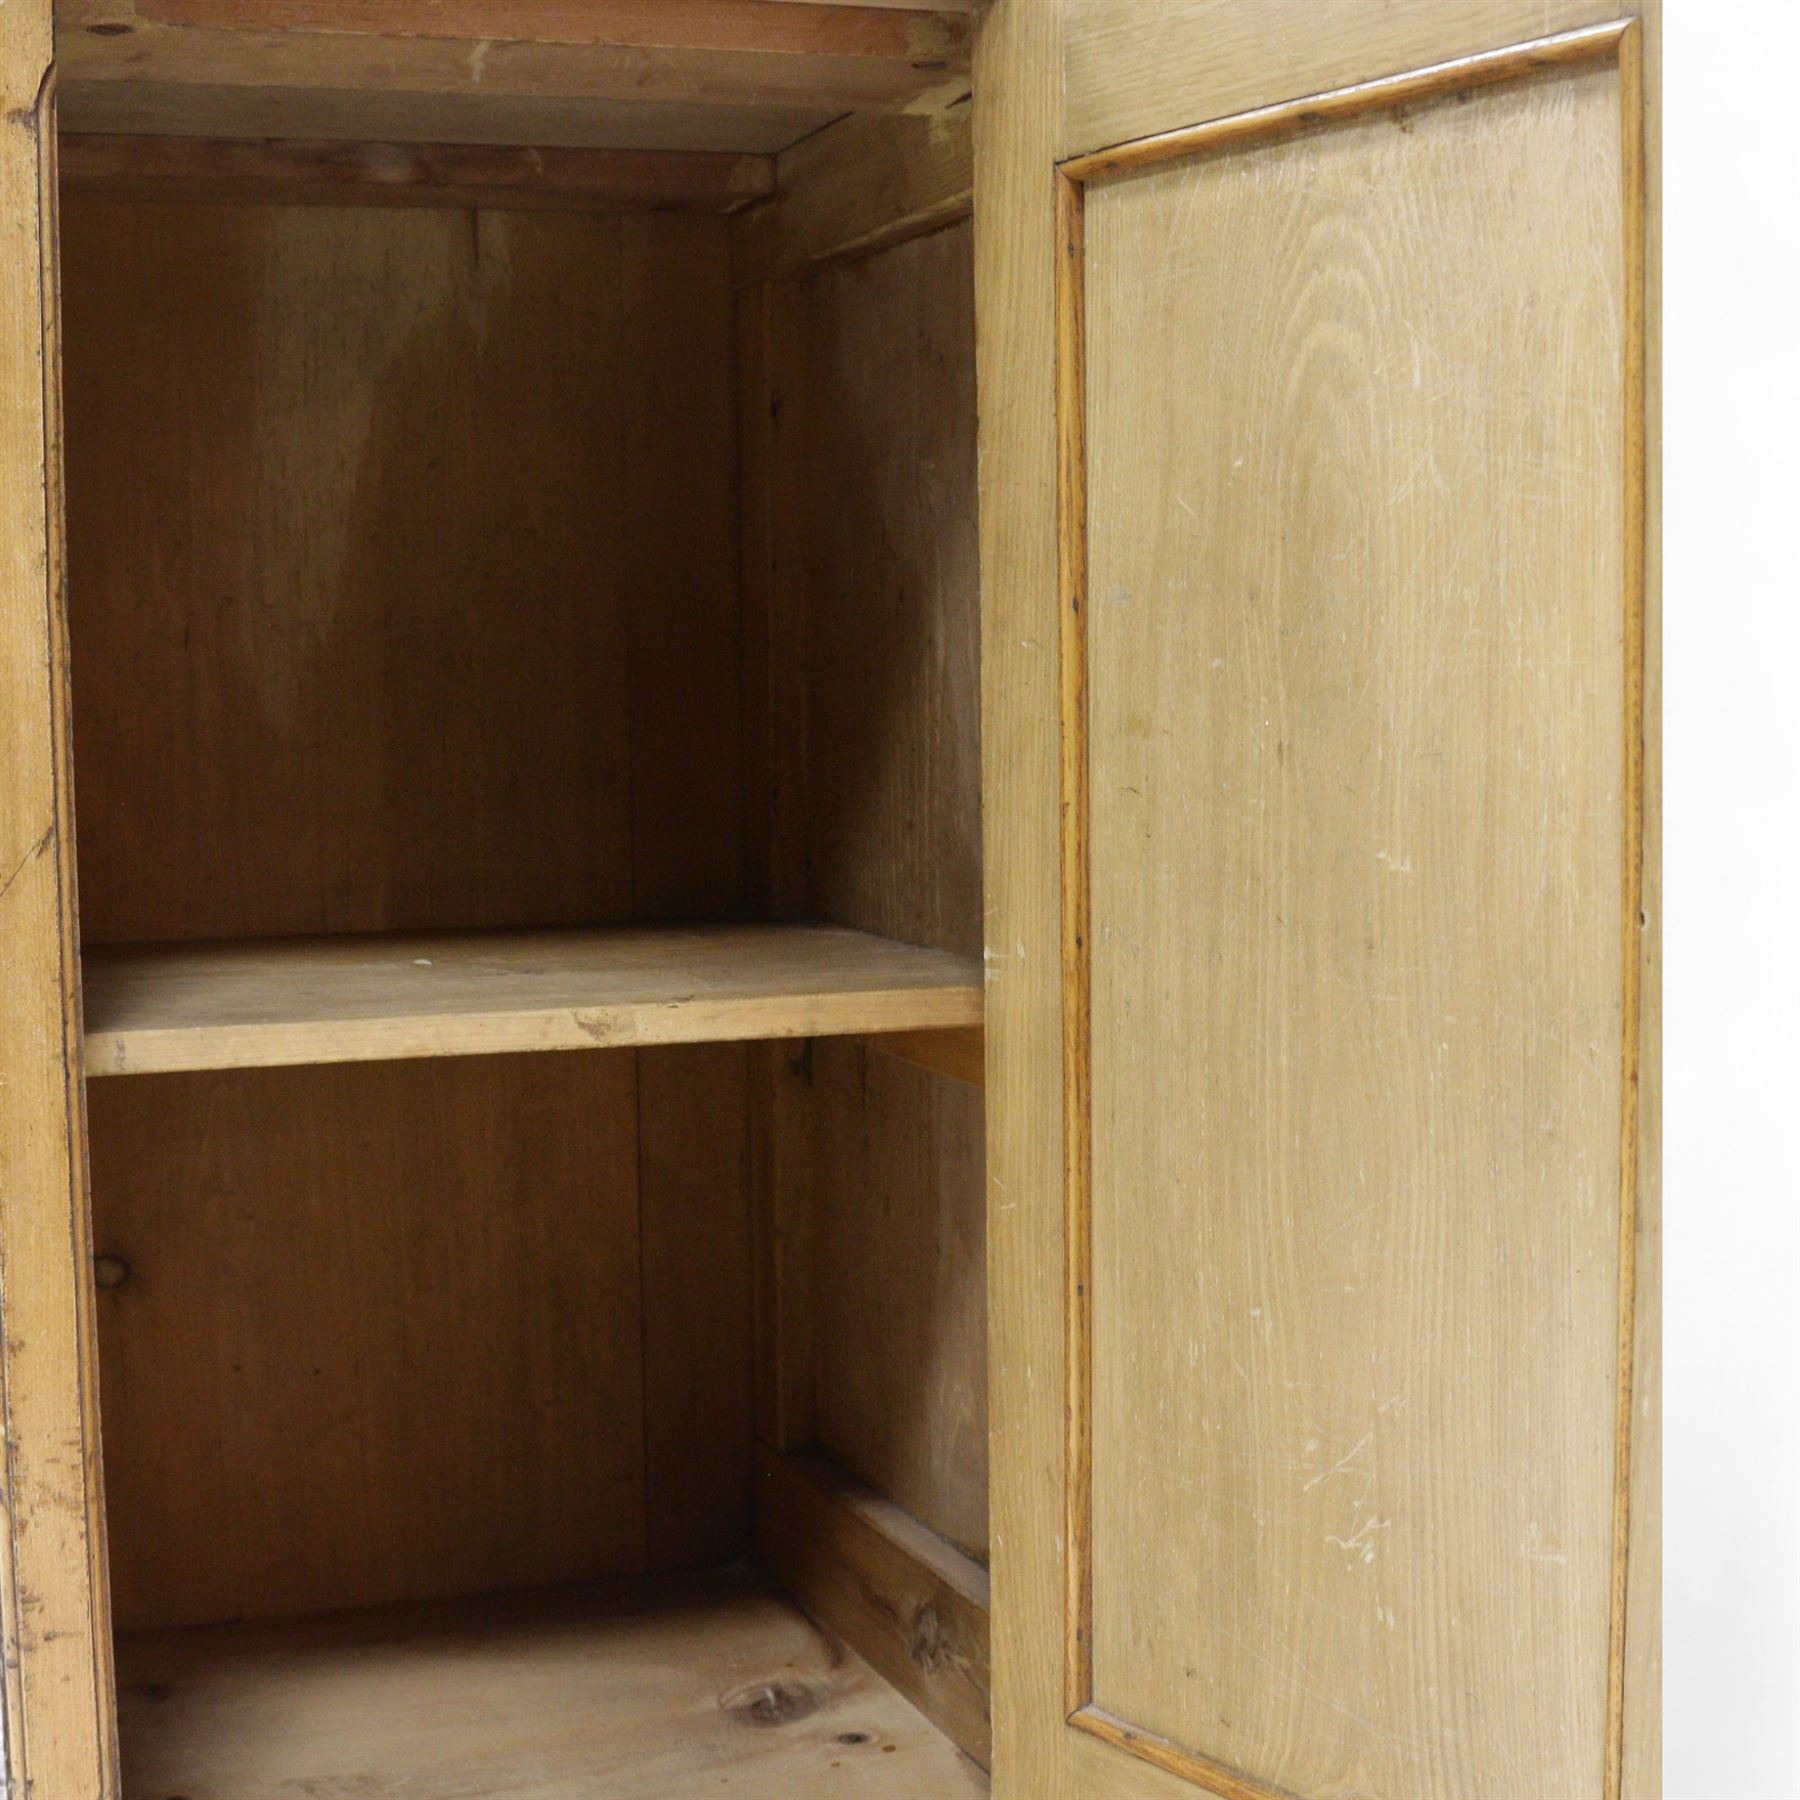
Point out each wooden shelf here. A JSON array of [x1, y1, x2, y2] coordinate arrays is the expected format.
[[82, 922, 983, 1077], [116, 1571, 989, 1800]]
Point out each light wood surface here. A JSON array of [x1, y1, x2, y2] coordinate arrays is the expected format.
[[1058, 0, 1624, 156], [1622, 16, 1662, 1800], [1073, 54, 1632, 1800], [756, 1445, 992, 1768], [0, 11, 119, 1793], [115, 1571, 990, 1799], [735, 103, 972, 284], [59, 132, 776, 211], [55, 0, 974, 143], [977, 5, 1658, 1800], [83, 924, 985, 1075], [970, 0, 1070, 1795]]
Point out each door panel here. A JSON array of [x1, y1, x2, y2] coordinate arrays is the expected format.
[[974, 4, 1658, 1798], [1083, 63, 1623, 1800]]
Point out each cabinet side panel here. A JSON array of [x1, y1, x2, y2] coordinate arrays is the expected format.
[[1081, 67, 1628, 1800], [0, 20, 117, 1793], [779, 221, 990, 1558]]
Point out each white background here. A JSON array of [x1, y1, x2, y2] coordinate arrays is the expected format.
[[1666, 2, 1800, 1795]]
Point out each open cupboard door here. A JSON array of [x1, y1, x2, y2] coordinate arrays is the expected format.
[[975, 2, 1659, 1798]]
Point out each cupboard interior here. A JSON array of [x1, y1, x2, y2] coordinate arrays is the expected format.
[[61, 106, 987, 1800]]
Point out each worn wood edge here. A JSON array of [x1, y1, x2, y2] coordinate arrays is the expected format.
[[1059, 18, 1632, 182], [734, 104, 971, 285], [40, 78, 123, 1798], [58, 132, 776, 212], [0, 42, 118, 1799], [1071, 1709, 1301, 1800], [1051, 158, 1093, 1724], [84, 986, 985, 1077], [1608, 15, 1653, 1800], [55, 8, 973, 118], [1621, 9, 1661, 1797], [100, 0, 974, 58], [754, 1444, 991, 1769], [971, 0, 1066, 1787], [860, 1025, 984, 1087]]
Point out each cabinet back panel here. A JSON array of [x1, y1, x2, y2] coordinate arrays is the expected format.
[[60, 198, 753, 1628], [60, 196, 741, 943], [780, 222, 987, 1557], [89, 1054, 644, 1631], [89, 1046, 752, 1632]]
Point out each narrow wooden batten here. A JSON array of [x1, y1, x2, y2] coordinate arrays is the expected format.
[[58, 134, 778, 212]]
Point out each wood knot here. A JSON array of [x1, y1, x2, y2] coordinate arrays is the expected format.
[[909, 1602, 949, 1672], [721, 1678, 825, 1728]]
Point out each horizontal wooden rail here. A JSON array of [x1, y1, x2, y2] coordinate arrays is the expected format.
[[754, 1445, 991, 1768], [59, 134, 777, 212]]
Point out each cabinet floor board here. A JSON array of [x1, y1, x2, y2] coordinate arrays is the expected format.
[[116, 1569, 990, 1799]]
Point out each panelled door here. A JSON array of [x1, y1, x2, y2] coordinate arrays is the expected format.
[[975, 3, 1659, 1798]]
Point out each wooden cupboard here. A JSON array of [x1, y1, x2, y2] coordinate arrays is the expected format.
[[0, 1, 1658, 1796]]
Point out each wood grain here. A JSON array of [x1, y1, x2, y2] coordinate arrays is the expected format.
[[0, 19, 118, 1794], [1058, 0, 1625, 157], [738, 274, 821, 1457], [128, 0, 971, 54], [114, 1569, 990, 1798], [89, 1053, 646, 1631], [1075, 61, 1629, 1800], [638, 1044, 755, 1568], [57, 83, 836, 156], [62, 194, 764, 1648], [815, 1039, 988, 1558], [797, 221, 983, 960], [83, 924, 984, 1075], [772, 218, 989, 1563], [60, 133, 776, 212], [60, 198, 734, 946], [756, 1445, 992, 1768], [969, 0, 1070, 1793], [55, 0, 973, 131], [862, 1025, 985, 1087], [1621, 16, 1662, 1800]]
